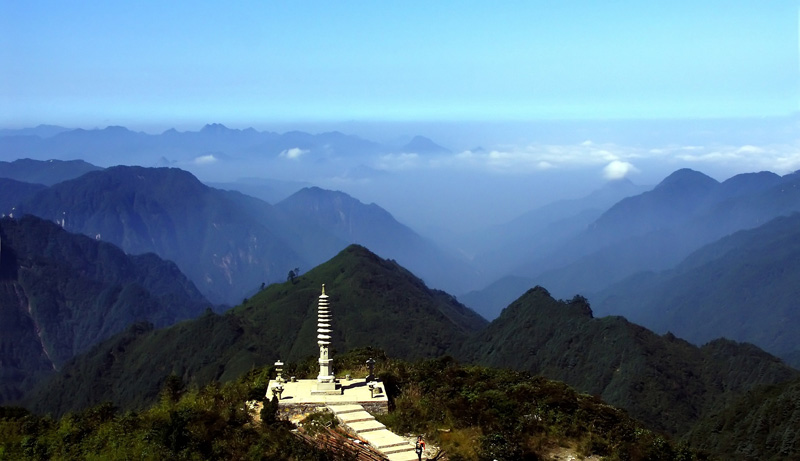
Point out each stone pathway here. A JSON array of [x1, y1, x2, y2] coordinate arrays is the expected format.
[[327, 404, 419, 461]]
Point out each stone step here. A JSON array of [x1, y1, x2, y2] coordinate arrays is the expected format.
[[378, 441, 412, 450], [326, 404, 364, 415], [383, 445, 415, 455], [347, 419, 386, 433], [336, 410, 374, 424], [359, 430, 410, 450], [386, 451, 420, 461], [326, 403, 418, 460]]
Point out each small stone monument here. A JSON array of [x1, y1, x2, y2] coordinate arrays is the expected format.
[[365, 357, 376, 382], [271, 382, 284, 400], [275, 360, 285, 383]]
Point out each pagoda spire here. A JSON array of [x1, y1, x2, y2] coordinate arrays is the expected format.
[[316, 284, 334, 383]]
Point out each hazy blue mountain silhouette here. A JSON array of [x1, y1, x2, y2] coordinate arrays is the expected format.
[[459, 178, 650, 319], [470, 178, 650, 283], [8, 164, 475, 303], [524, 168, 800, 298], [0, 125, 71, 138], [0, 158, 101, 186], [208, 177, 310, 205], [593, 212, 800, 367], [16, 166, 304, 304], [0, 178, 47, 216], [458, 274, 534, 320], [276, 187, 480, 294], [0, 124, 391, 166], [400, 135, 451, 154]]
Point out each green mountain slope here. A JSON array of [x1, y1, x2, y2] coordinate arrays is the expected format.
[[685, 377, 800, 460], [22, 245, 487, 416], [465, 286, 799, 436], [594, 213, 800, 366], [1, 353, 703, 461], [0, 215, 209, 404]]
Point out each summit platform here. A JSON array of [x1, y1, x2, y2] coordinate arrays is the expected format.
[[267, 378, 389, 422]]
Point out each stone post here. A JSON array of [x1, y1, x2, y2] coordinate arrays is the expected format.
[[366, 357, 376, 382]]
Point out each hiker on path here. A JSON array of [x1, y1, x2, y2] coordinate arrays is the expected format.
[[415, 435, 425, 461]]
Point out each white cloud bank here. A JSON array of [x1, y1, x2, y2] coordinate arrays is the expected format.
[[280, 147, 309, 160], [375, 152, 420, 171], [603, 160, 638, 180], [368, 140, 800, 181], [193, 154, 218, 165]]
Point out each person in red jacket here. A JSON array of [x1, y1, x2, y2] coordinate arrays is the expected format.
[[415, 435, 425, 460]]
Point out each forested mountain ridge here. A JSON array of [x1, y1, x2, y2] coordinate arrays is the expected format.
[[464, 286, 799, 436], [0, 354, 707, 460], [0, 215, 209, 403], [22, 245, 486, 416], [685, 376, 800, 460]]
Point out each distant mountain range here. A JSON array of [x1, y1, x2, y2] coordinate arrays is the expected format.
[[528, 169, 800, 298], [0, 158, 101, 186], [0, 215, 209, 403], [4, 157, 800, 370], [0, 125, 71, 138], [12, 165, 304, 305], [1, 161, 477, 304], [275, 186, 480, 294], [460, 168, 800, 366], [460, 177, 650, 318], [593, 212, 800, 367], [0, 124, 449, 169], [4, 126, 800, 458], [460, 168, 800, 311]]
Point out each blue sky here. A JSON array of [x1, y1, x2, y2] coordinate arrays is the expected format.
[[1, 1, 798, 130]]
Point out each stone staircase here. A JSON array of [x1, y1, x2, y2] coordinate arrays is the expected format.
[[327, 404, 419, 461]]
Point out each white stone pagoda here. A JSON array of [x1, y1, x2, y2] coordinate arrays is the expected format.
[[314, 284, 340, 394]]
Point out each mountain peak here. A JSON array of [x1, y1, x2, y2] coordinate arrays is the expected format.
[[103, 125, 131, 133], [200, 123, 231, 133], [402, 135, 451, 154], [655, 168, 718, 191]]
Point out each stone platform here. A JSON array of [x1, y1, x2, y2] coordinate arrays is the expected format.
[[268, 378, 389, 422]]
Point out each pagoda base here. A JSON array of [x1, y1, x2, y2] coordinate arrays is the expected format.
[[312, 379, 341, 395]]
